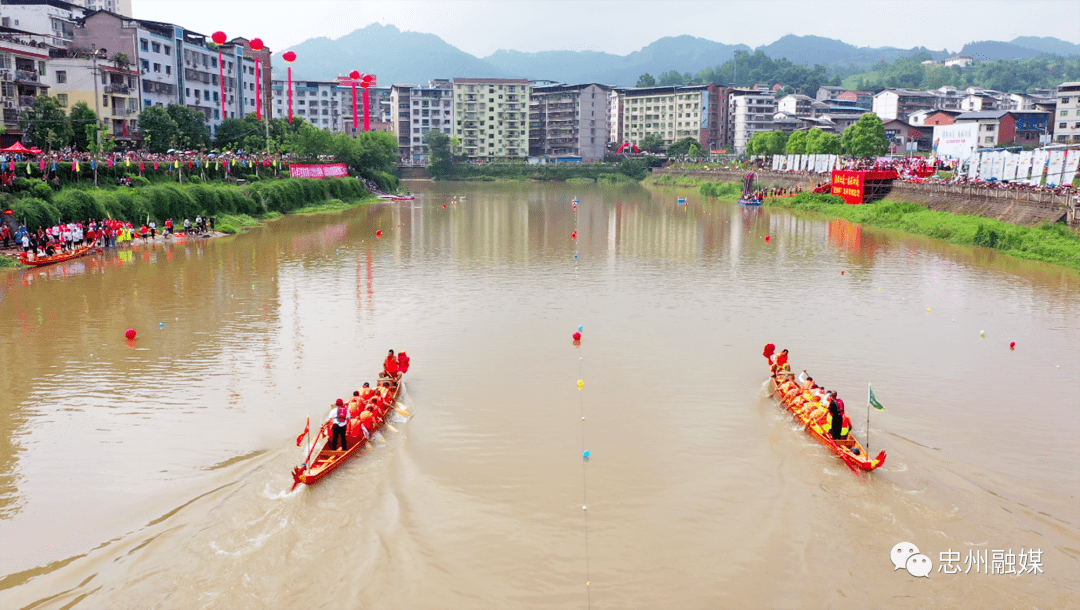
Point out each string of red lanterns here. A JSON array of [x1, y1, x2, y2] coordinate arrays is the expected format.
[[249, 38, 265, 121], [282, 51, 297, 123], [211, 31, 228, 122]]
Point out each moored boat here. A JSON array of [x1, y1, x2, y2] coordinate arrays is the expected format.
[[291, 370, 407, 489], [763, 345, 886, 475], [18, 243, 97, 267]]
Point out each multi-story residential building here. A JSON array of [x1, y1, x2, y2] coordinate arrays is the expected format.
[[908, 108, 962, 126], [616, 84, 721, 152], [960, 92, 999, 112], [47, 46, 138, 142], [231, 37, 272, 120], [177, 30, 251, 132], [0, 0, 86, 47], [271, 79, 342, 131], [815, 85, 846, 102], [0, 29, 52, 144], [729, 88, 777, 152], [73, 12, 178, 111], [837, 90, 873, 108], [390, 80, 453, 162], [776, 94, 814, 117], [529, 83, 609, 162], [930, 86, 965, 111], [70, 0, 132, 17], [452, 77, 529, 161], [1054, 82, 1080, 143], [955, 110, 1050, 148], [944, 55, 974, 68], [333, 77, 392, 136], [881, 119, 930, 152], [873, 88, 938, 121]]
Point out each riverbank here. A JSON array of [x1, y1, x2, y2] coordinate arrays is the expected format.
[[1, 179, 381, 269], [768, 193, 1080, 270]]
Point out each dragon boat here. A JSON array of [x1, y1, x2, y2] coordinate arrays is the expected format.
[[291, 372, 406, 489], [738, 171, 763, 206], [763, 345, 886, 475], [18, 243, 97, 267]]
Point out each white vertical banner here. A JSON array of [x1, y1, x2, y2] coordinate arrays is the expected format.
[[1062, 150, 1080, 187], [1016, 150, 1033, 181], [817, 154, 828, 173], [967, 152, 980, 179], [772, 155, 781, 170], [1030, 149, 1049, 185], [831, 155, 840, 171], [811, 154, 820, 173], [787, 154, 794, 171], [1045, 151, 1066, 186], [1002, 152, 1018, 181], [991, 151, 1006, 180], [980, 153, 994, 179]]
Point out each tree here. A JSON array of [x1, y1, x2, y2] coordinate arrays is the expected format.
[[86, 121, 115, 157], [425, 130, 452, 178], [746, 130, 788, 156], [841, 113, 889, 158], [785, 130, 808, 154], [166, 104, 211, 150], [214, 117, 251, 150], [284, 121, 333, 157], [137, 105, 178, 153], [636, 73, 657, 88], [20, 95, 72, 152], [805, 128, 842, 154], [638, 133, 665, 153], [666, 136, 700, 157], [68, 102, 97, 151], [618, 158, 648, 180]]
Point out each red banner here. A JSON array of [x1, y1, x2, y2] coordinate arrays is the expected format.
[[831, 170, 865, 204], [288, 163, 350, 179]]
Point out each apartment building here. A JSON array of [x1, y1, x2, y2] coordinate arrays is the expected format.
[[333, 77, 392, 136], [71, 0, 132, 17], [872, 88, 937, 121], [616, 84, 720, 152], [776, 94, 814, 117], [0, 0, 86, 47], [452, 77, 529, 161], [177, 29, 251, 131], [955, 110, 1050, 147], [529, 83, 609, 162], [73, 12, 177, 110], [0, 29, 52, 143], [390, 80, 453, 162], [729, 88, 777, 152], [47, 47, 138, 141], [1054, 82, 1080, 143], [231, 37, 272, 120], [270, 79, 343, 131]]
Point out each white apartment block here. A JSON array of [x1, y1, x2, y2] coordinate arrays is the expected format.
[[135, 22, 178, 109], [178, 31, 252, 132], [618, 85, 710, 149], [0, 0, 86, 47], [529, 83, 610, 162], [730, 88, 777, 153], [391, 80, 453, 163], [73, 0, 132, 17], [271, 79, 344, 131], [453, 78, 530, 160], [1054, 81, 1080, 143]]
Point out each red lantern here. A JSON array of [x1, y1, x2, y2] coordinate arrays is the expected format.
[[360, 74, 375, 131], [212, 32, 227, 122], [212, 31, 227, 45], [250, 38, 265, 120], [282, 51, 297, 123]]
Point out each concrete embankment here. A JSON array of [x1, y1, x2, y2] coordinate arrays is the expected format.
[[653, 168, 1079, 232]]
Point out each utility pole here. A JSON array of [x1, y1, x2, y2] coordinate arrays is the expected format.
[[91, 45, 101, 151]]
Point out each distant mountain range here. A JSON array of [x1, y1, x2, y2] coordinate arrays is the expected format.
[[275, 24, 1080, 87]]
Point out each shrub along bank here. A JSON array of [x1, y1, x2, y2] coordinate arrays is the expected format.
[[5, 177, 376, 235], [696, 181, 1080, 270]]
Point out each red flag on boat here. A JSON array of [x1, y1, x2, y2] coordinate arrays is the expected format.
[[763, 343, 776, 359], [295, 417, 310, 447]]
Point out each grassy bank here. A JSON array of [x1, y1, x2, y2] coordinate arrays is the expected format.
[[772, 192, 1080, 270], [3, 177, 375, 233], [692, 179, 1080, 270]]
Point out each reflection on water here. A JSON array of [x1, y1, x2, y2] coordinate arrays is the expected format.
[[0, 181, 1077, 609]]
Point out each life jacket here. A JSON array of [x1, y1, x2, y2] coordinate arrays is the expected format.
[[348, 400, 361, 418], [384, 355, 399, 374], [347, 418, 363, 438], [841, 414, 851, 437]]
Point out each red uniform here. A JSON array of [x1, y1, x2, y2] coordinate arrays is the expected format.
[[384, 354, 399, 376], [397, 352, 410, 373]]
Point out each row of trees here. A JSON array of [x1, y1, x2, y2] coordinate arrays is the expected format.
[[637, 50, 842, 96], [745, 114, 889, 158], [845, 53, 1080, 93]]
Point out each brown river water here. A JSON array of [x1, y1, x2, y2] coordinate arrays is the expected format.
[[0, 181, 1077, 609]]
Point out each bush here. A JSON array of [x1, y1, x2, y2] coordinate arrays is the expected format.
[[53, 190, 107, 222], [12, 197, 60, 231], [698, 181, 742, 198], [29, 181, 54, 201]]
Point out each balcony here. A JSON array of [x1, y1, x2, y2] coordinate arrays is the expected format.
[[18, 95, 36, 107], [104, 84, 130, 94], [3, 107, 20, 125], [15, 69, 40, 83]]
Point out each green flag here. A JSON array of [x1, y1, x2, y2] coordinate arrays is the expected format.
[[869, 384, 885, 411]]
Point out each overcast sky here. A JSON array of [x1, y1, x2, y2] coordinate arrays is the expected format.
[[132, 0, 1080, 57]]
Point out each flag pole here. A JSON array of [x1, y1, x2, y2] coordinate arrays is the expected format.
[[866, 382, 871, 451], [305, 411, 310, 474]]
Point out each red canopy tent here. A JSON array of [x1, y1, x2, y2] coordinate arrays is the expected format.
[[0, 142, 36, 154]]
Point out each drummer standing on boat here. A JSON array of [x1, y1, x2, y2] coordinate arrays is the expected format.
[[327, 399, 349, 451]]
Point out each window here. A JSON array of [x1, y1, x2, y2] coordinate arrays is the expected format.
[[141, 39, 149, 51], [141, 59, 150, 71], [164, 45, 171, 56], [56, 70, 67, 83], [1061, 110, 1068, 116], [152, 42, 161, 53], [144, 98, 151, 108], [103, 95, 109, 107], [153, 63, 161, 73], [57, 93, 68, 106], [165, 66, 171, 76]]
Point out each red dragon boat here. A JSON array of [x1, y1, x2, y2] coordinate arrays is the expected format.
[[18, 243, 97, 267], [291, 372, 407, 489], [764, 345, 886, 476]]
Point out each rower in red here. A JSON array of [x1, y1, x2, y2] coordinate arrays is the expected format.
[[383, 349, 400, 379]]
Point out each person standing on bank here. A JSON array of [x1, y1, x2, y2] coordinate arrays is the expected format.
[[327, 399, 349, 451]]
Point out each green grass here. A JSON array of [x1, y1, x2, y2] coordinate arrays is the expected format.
[[646, 174, 711, 187], [769, 192, 1080, 271], [0, 255, 20, 268]]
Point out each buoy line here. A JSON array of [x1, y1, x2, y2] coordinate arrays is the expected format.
[[571, 195, 592, 608]]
